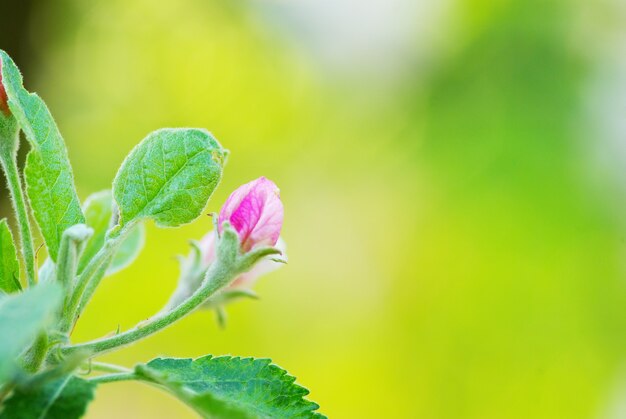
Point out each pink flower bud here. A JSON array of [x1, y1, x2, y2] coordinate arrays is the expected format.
[[0, 61, 9, 116], [218, 177, 284, 252]]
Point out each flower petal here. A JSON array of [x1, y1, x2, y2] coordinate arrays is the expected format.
[[218, 177, 284, 251]]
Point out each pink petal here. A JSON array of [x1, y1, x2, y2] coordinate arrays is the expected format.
[[218, 177, 284, 251], [198, 230, 217, 266]]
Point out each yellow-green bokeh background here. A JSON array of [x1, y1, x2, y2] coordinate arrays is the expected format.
[[3, 0, 626, 417]]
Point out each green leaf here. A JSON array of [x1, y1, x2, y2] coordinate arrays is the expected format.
[[113, 128, 226, 230], [0, 375, 96, 419], [0, 50, 84, 261], [135, 355, 324, 419], [0, 282, 62, 384], [78, 190, 145, 275], [0, 77, 19, 160], [0, 219, 21, 293], [109, 221, 144, 274]]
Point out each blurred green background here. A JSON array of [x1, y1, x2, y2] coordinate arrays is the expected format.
[[3, 0, 626, 417]]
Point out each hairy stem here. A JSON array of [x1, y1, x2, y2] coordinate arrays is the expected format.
[[0, 382, 15, 404], [62, 258, 236, 358], [87, 361, 132, 374], [88, 372, 137, 384], [56, 224, 92, 332], [77, 253, 112, 315], [60, 226, 130, 333], [21, 332, 48, 373], [86, 370, 173, 403], [0, 156, 36, 286]]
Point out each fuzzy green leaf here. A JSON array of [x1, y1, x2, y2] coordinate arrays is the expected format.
[[113, 128, 225, 230], [109, 222, 144, 274], [0, 81, 19, 160], [78, 190, 145, 275], [0, 282, 61, 384], [0, 376, 96, 419], [0, 50, 84, 261], [0, 219, 21, 293], [135, 355, 324, 419]]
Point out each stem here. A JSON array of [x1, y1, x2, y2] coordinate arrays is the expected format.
[[60, 226, 130, 333], [0, 156, 36, 286], [85, 363, 167, 394], [86, 370, 176, 408], [21, 332, 48, 372], [56, 238, 74, 292], [57, 228, 86, 326], [86, 370, 193, 416], [83, 363, 209, 418], [88, 361, 132, 374], [88, 372, 137, 384], [158, 268, 203, 316], [77, 253, 112, 314], [62, 259, 236, 358], [0, 382, 15, 404]]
